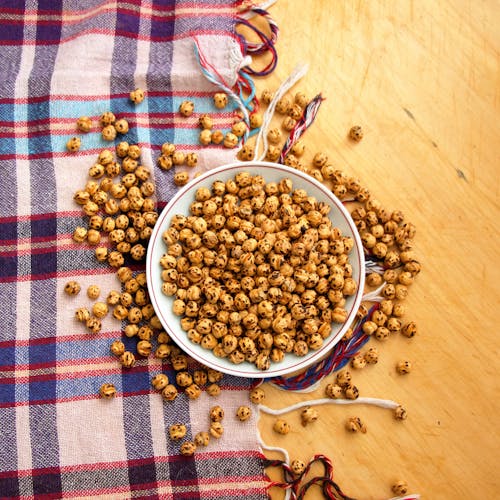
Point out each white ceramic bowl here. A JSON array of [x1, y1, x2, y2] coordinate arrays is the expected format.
[[146, 162, 365, 378]]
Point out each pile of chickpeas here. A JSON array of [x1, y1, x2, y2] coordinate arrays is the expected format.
[[160, 171, 359, 370]]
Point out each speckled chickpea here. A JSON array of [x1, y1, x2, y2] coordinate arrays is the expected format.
[[114, 118, 129, 134], [223, 132, 239, 148], [119, 351, 136, 368], [273, 418, 291, 435], [101, 124, 117, 141], [213, 92, 228, 109], [291, 459, 306, 476], [174, 171, 190, 186], [325, 383, 343, 399], [275, 94, 291, 114], [64, 280, 81, 296], [206, 383, 221, 397], [77, 116, 92, 133], [180, 441, 197, 456], [75, 307, 90, 323], [391, 480, 409, 496], [267, 127, 282, 144], [345, 416, 366, 433], [209, 405, 224, 422], [185, 152, 198, 168], [209, 421, 224, 438], [396, 360, 412, 374], [300, 406, 319, 426], [194, 431, 210, 447], [249, 386, 265, 404], [99, 383, 116, 399], [349, 125, 363, 142], [129, 88, 145, 104], [162, 384, 178, 401], [169, 423, 187, 441], [66, 136, 81, 153], [179, 100, 194, 117], [86, 316, 101, 333], [236, 405, 252, 422], [110, 340, 125, 357], [231, 121, 247, 138], [364, 347, 379, 364], [86, 284, 100, 299]]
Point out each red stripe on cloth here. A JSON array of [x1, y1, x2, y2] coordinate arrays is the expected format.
[[0, 27, 238, 47]]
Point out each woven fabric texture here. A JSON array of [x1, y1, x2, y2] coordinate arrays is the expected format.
[[0, 1, 268, 498]]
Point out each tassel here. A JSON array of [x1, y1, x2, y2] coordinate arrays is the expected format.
[[279, 93, 325, 163]]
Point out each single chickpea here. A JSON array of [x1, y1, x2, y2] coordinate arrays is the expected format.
[[87, 285, 100, 299], [66, 136, 81, 153], [273, 418, 291, 435], [114, 118, 129, 134], [110, 340, 125, 357], [64, 280, 81, 296], [209, 421, 224, 439], [223, 132, 239, 148], [162, 384, 178, 401], [291, 459, 306, 476], [194, 431, 210, 447], [213, 92, 228, 109], [119, 351, 136, 368], [129, 88, 145, 104], [101, 124, 117, 141], [396, 360, 412, 375], [349, 125, 363, 142], [236, 405, 252, 422], [99, 383, 116, 399], [180, 441, 197, 456], [391, 480, 409, 496], [76, 116, 92, 132], [169, 423, 187, 441]]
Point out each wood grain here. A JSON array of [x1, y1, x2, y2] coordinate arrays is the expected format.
[[243, 1, 500, 498]]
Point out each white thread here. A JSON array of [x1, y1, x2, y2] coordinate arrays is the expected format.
[[389, 496, 421, 500], [254, 63, 309, 161], [258, 396, 400, 416], [362, 282, 386, 303]]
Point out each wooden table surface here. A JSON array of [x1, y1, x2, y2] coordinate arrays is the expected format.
[[245, 1, 500, 498]]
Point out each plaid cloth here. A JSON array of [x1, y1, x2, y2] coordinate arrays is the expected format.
[[0, 1, 268, 498]]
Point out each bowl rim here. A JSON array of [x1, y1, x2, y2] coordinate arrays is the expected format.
[[146, 161, 365, 378]]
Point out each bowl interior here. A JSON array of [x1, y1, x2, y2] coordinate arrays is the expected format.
[[146, 162, 365, 378]]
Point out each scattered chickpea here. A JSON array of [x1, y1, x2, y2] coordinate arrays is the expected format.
[[110, 340, 125, 357], [194, 431, 210, 447], [64, 280, 81, 296], [66, 137, 81, 153], [300, 406, 319, 426], [101, 124, 117, 141], [223, 132, 239, 148], [114, 118, 129, 134], [345, 416, 367, 433], [349, 125, 364, 142], [87, 284, 100, 299], [76, 116, 92, 133], [209, 421, 224, 438], [169, 423, 187, 441], [391, 480, 409, 496], [396, 360, 412, 375], [129, 88, 145, 104], [99, 383, 117, 399], [209, 405, 224, 422], [249, 387, 265, 404], [213, 92, 228, 109], [236, 405, 252, 422], [179, 100, 194, 117], [291, 459, 306, 476], [394, 405, 408, 420], [180, 441, 197, 456], [273, 418, 291, 435]]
